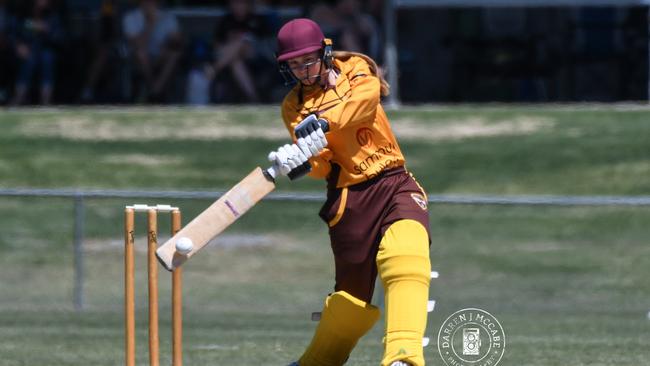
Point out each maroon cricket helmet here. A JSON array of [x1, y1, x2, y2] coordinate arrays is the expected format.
[[276, 18, 324, 62]]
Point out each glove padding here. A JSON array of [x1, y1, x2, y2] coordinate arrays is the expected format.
[[294, 114, 329, 156], [294, 114, 329, 138], [268, 143, 309, 176]]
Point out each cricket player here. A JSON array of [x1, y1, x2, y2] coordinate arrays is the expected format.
[[268, 18, 431, 366]]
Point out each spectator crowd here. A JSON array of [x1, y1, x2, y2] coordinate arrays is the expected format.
[[0, 0, 382, 106]]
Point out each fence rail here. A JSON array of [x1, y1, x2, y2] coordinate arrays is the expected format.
[[2, 188, 650, 311], [3, 188, 650, 205]]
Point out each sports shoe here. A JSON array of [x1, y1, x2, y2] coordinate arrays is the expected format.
[[390, 362, 411, 366], [287, 362, 299, 366]]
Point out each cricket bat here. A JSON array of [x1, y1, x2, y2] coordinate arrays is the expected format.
[[156, 115, 327, 271], [156, 161, 312, 271], [156, 167, 277, 271]]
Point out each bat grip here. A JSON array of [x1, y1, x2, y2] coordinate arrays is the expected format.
[[287, 161, 312, 180], [265, 161, 312, 182], [264, 166, 277, 182]]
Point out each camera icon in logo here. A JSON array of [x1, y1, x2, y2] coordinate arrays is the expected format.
[[462, 328, 481, 356]]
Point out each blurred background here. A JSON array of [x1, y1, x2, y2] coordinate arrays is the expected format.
[[0, 0, 649, 106]]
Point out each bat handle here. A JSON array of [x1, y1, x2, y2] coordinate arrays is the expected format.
[[287, 161, 311, 180], [264, 162, 311, 181], [264, 166, 277, 182]]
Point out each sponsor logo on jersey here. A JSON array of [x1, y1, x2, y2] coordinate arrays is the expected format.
[[353, 142, 399, 180], [356, 127, 374, 147]]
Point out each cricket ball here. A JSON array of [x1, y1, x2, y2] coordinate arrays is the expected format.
[[176, 237, 194, 255]]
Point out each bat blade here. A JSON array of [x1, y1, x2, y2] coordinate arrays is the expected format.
[[156, 167, 275, 271]]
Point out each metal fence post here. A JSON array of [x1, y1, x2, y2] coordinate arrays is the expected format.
[[73, 195, 85, 311], [384, 0, 400, 109]]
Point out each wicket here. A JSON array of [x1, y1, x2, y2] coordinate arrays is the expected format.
[[125, 204, 183, 366]]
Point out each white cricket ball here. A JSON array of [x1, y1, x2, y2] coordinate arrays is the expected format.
[[176, 237, 194, 255]]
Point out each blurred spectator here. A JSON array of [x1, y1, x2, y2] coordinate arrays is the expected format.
[[0, 0, 16, 103], [80, 0, 119, 103], [12, 0, 65, 105], [185, 37, 212, 105], [122, 0, 182, 103], [206, 0, 275, 103], [310, 0, 382, 62], [365, 0, 384, 23]]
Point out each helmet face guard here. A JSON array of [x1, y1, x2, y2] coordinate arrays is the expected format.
[[278, 61, 299, 87], [278, 38, 334, 87], [322, 38, 334, 69]]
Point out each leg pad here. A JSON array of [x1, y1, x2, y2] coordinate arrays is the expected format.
[[377, 220, 431, 366], [298, 291, 380, 366]]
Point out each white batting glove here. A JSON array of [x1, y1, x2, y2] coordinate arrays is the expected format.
[[294, 115, 328, 158], [297, 133, 327, 158], [267, 143, 309, 176]]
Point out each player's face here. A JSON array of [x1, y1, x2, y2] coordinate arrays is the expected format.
[[287, 52, 323, 86]]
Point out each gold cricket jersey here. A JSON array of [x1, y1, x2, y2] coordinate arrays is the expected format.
[[280, 54, 405, 188]]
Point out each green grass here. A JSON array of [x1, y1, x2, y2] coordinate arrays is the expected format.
[[0, 106, 649, 365], [1, 105, 650, 193]]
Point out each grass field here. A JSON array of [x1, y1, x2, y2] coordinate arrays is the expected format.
[[0, 105, 649, 365]]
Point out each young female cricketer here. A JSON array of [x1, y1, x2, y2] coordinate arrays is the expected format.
[[268, 18, 431, 366]]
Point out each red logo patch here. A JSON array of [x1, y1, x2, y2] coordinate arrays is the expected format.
[[411, 193, 428, 210], [356, 127, 374, 147]]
